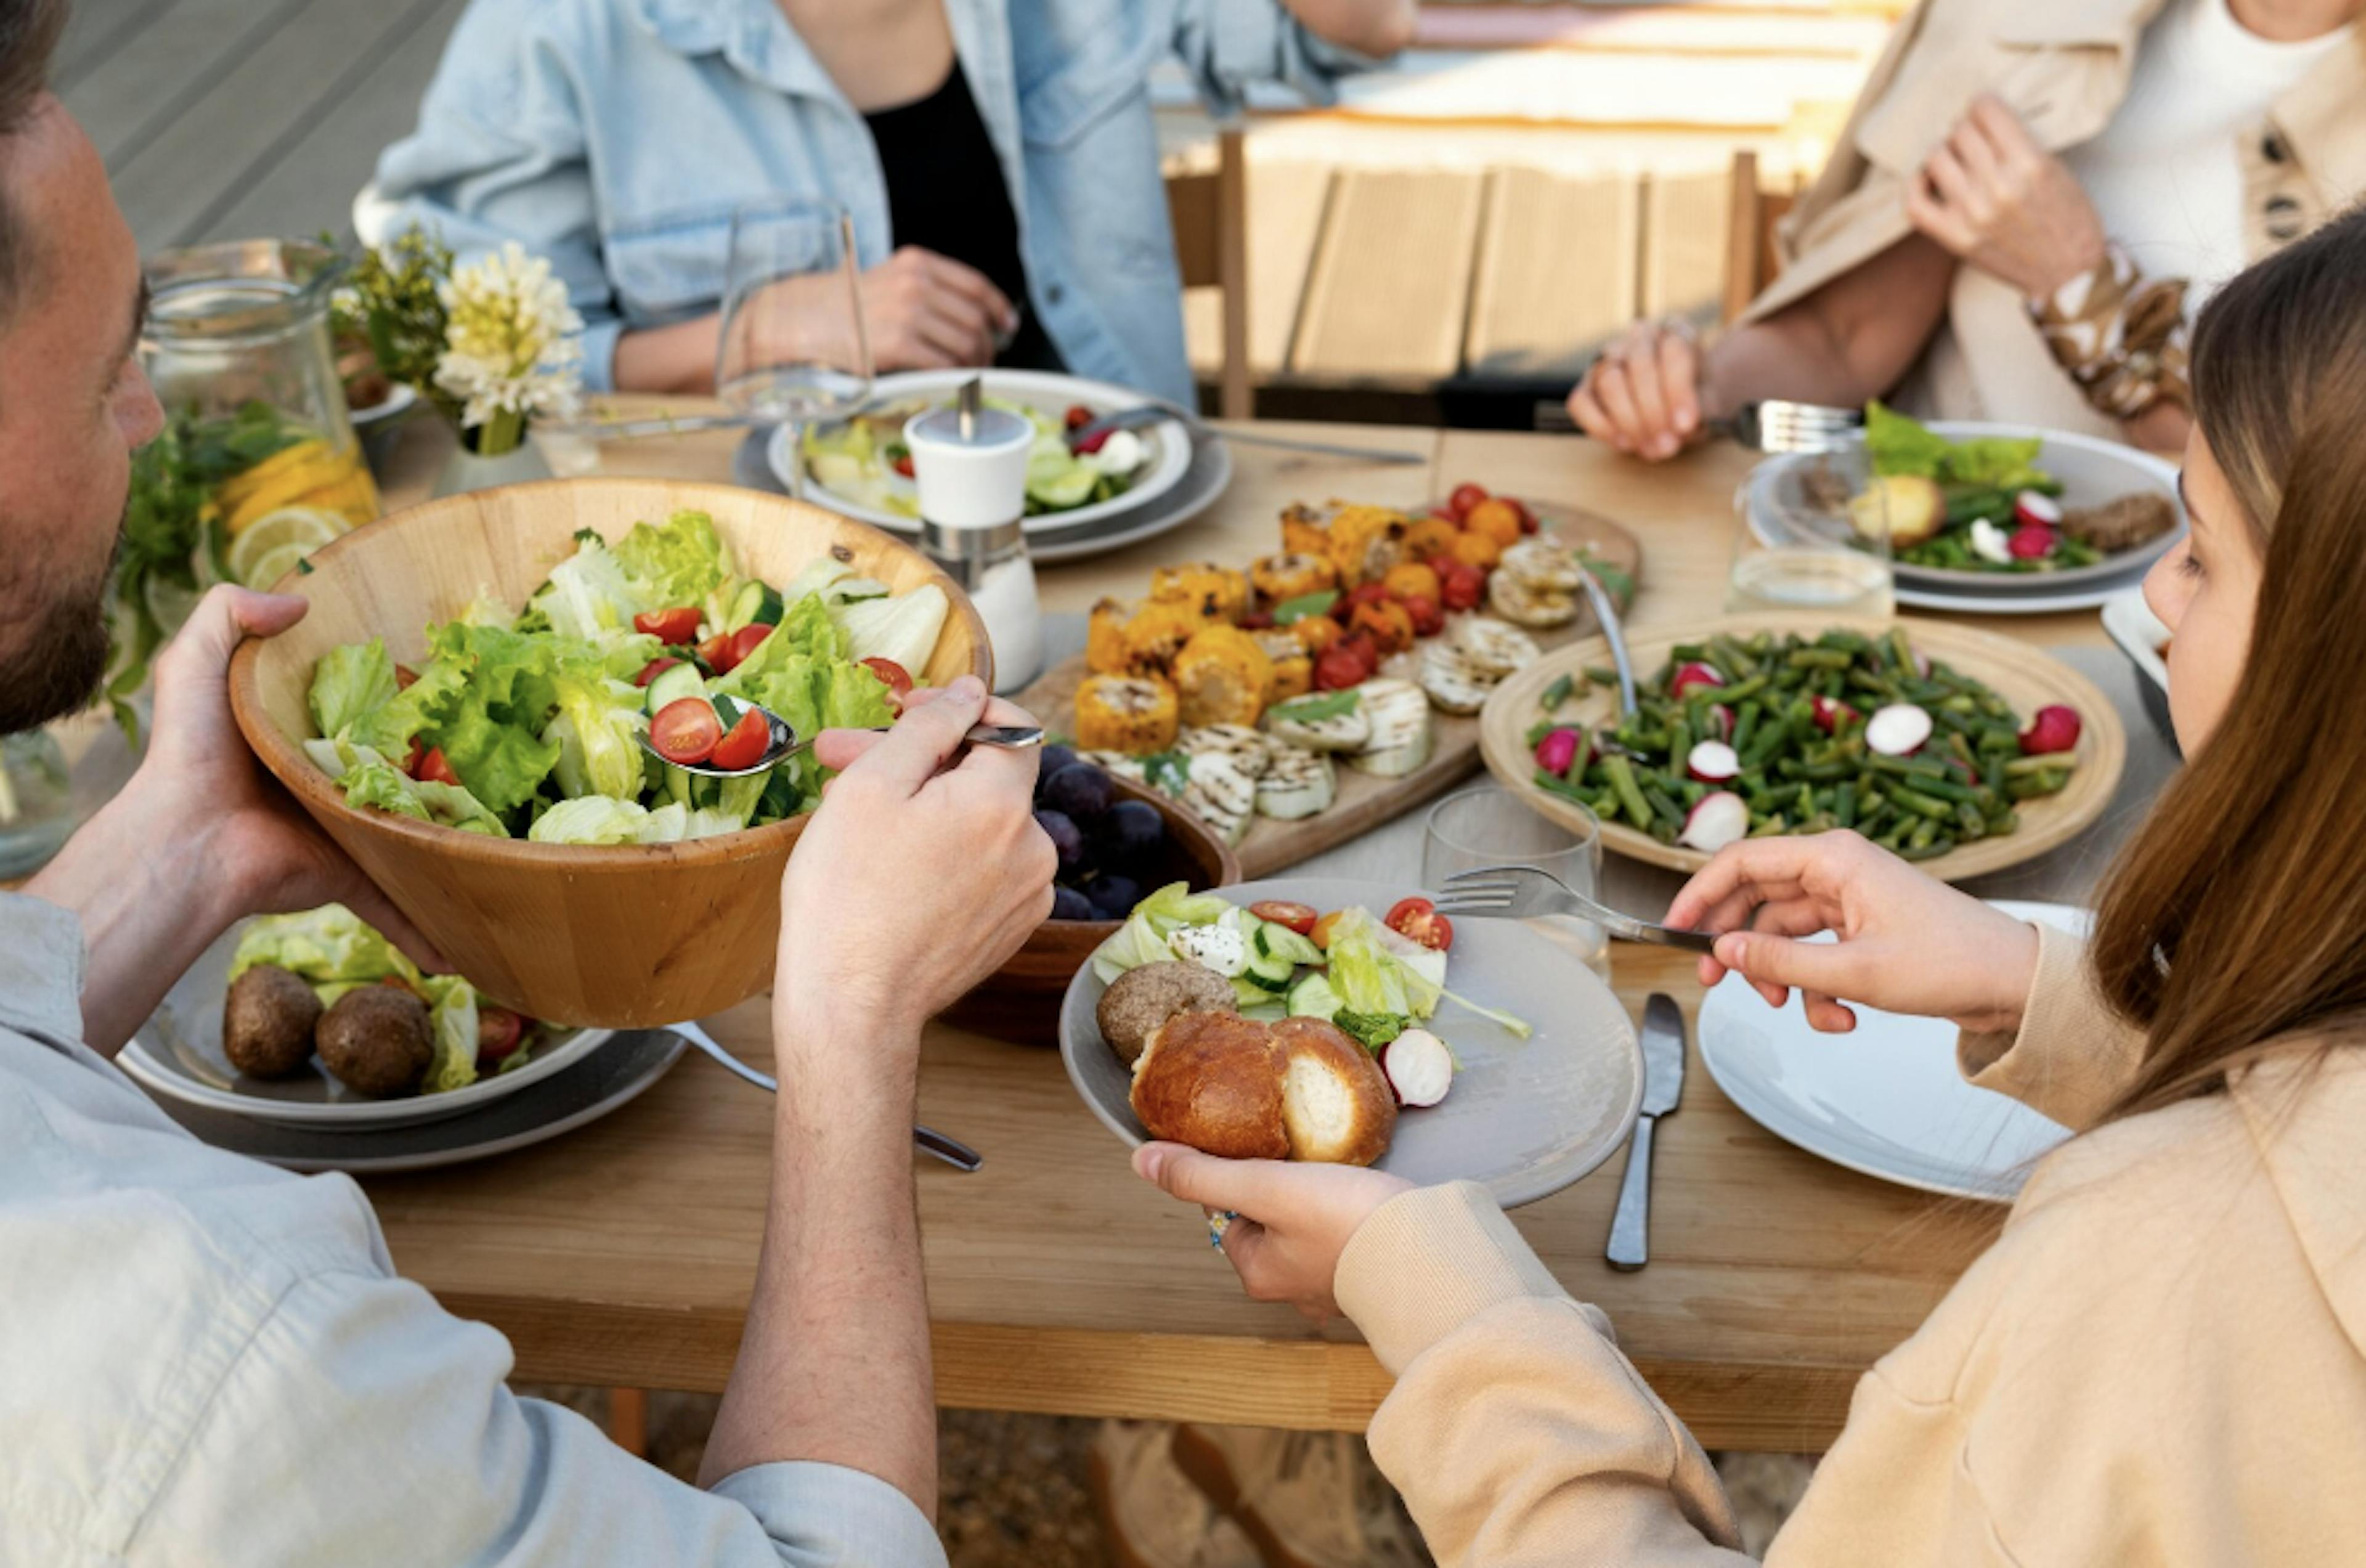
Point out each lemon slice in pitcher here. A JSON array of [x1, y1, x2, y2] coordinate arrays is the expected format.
[[227, 506, 348, 588]]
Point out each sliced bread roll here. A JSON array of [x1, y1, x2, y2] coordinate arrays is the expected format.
[[1270, 1017, 1397, 1167]]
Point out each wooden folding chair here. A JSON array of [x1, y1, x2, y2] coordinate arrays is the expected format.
[[1165, 126, 1252, 420]]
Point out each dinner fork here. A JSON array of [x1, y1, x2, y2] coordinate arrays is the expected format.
[[1433, 866, 1718, 954], [669, 1020, 984, 1172], [1707, 399, 1862, 455]]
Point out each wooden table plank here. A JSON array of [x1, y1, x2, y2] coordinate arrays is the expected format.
[[103, 0, 438, 248], [354, 416, 2112, 1446], [194, 0, 465, 244]]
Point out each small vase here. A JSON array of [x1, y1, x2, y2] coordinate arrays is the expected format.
[[432, 431, 553, 497]]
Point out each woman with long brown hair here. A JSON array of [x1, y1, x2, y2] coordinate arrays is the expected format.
[[1132, 205, 2366, 1563]]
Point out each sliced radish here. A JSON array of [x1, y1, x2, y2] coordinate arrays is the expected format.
[[1810, 694, 1860, 734], [2007, 523, 2056, 561], [1669, 660, 1725, 699], [1704, 703, 1736, 741], [1865, 703, 1933, 757], [1678, 790, 1749, 852], [1970, 518, 2014, 566], [1686, 739, 1740, 784], [2014, 490, 2063, 529], [2018, 704, 2082, 755], [1380, 1028, 1453, 1108], [1534, 726, 1587, 778]]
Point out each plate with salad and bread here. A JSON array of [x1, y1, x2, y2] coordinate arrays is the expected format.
[[1746, 405, 2184, 608], [228, 477, 989, 1028], [1059, 877, 1642, 1207]]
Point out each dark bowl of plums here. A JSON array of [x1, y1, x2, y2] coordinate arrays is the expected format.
[[943, 746, 1240, 1046]]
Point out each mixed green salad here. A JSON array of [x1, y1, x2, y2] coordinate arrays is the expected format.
[[803, 396, 1151, 519], [1845, 402, 2107, 574], [231, 904, 526, 1094], [1090, 884, 1531, 1047], [304, 510, 949, 843]]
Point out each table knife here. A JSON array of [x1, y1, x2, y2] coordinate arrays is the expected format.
[[1606, 993, 1686, 1270]]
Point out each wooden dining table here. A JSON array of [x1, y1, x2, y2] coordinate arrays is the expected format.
[[358, 402, 2145, 1453]]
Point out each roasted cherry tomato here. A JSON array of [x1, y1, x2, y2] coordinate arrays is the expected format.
[[707, 705, 772, 771], [712, 622, 772, 674], [1506, 496, 1539, 534], [1446, 482, 1489, 521], [1385, 896, 1455, 951], [860, 657, 914, 708], [1439, 563, 1486, 612], [651, 698, 723, 765], [1313, 641, 1375, 692], [1250, 901, 1320, 937], [476, 1006, 526, 1063], [415, 747, 461, 787], [633, 656, 684, 688], [394, 664, 420, 691], [1329, 581, 1394, 625], [1064, 404, 1096, 431], [1309, 910, 1348, 949], [1237, 609, 1276, 631], [891, 453, 916, 479], [633, 606, 703, 644], [1401, 593, 1444, 638]]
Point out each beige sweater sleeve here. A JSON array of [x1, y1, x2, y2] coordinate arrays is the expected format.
[[1335, 1184, 1756, 1567], [1956, 922, 2149, 1131]]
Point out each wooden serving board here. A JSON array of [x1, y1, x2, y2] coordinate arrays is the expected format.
[[1478, 612, 2128, 885], [1017, 504, 1641, 880]]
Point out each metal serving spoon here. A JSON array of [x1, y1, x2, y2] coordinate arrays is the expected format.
[[671, 1020, 983, 1172], [638, 693, 1044, 779]]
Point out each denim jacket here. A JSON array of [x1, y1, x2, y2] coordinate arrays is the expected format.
[[371, 0, 1370, 400]]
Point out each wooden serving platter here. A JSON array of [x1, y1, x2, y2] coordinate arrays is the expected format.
[[1017, 504, 1643, 881], [1477, 612, 2127, 885]]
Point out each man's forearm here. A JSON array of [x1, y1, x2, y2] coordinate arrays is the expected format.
[[613, 314, 723, 395], [25, 781, 240, 1056], [1280, 0, 1418, 57], [699, 1023, 937, 1516]]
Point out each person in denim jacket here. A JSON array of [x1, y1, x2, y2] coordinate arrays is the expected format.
[[368, 0, 1414, 403]]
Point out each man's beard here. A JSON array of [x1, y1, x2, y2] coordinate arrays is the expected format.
[[0, 535, 118, 736]]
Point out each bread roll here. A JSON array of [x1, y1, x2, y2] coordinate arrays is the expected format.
[[1130, 1012, 1288, 1160], [1129, 1013, 1397, 1167], [1270, 1017, 1396, 1167]]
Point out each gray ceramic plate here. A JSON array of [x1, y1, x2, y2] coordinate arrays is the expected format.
[[118, 921, 613, 1130], [1059, 877, 1643, 1208], [145, 1030, 688, 1172]]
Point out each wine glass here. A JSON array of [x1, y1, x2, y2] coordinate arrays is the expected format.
[[715, 200, 873, 502]]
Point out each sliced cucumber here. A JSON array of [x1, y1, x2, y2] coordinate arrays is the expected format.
[[664, 765, 694, 807], [726, 580, 785, 632], [1286, 970, 1341, 1022], [1243, 932, 1296, 991], [1254, 921, 1325, 969], [646, 661, 707, 715]]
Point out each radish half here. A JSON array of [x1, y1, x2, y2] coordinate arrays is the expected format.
[[1704, 702, 1736, 740], [1679, 790, 1749, 852], [2014, 490, 2063, 530], [1686, 739, 1740, 784], [1669, 660, 1725, 699], [1380, 1028, 1453, 1108], [2018, 704, 2081, 754], [1810, 694, 1860, 734], [1865, 703, 1933, 757]]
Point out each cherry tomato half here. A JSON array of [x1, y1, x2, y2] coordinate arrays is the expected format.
[[891, 453, 915, 478], [708, 705, 772, 771], [1250, 901, 1320, 937], [400, 737, 425, 776], [633, 606, 703, 644], [1385, 896, 1455, 951], [633, 656, 684, 688], [394, 664, 420, 691], [861, 657, 914, 708], [477, 1006, 525, 1063], [1447, 482, 1489, 522], [416, 747, 461, 787], [651, 698, 723, 765], [696, 632, 733, 673], [1309, 910, 1347, 950], [725, 622, 773, 672], [1064, 404, 1096, 431]]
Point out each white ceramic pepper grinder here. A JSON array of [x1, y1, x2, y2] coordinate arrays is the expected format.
[[906, 378, 1043, 694]]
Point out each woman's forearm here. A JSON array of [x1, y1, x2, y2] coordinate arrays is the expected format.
[[612, 315, 723, 395]]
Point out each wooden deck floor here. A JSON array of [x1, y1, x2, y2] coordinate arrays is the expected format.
[[65, 0, 1886, 415]]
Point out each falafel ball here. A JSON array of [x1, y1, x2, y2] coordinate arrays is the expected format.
[[1096, 961, 1238, 1064], [316, 986, 434, 1097], [222, 965, 323, 1078]]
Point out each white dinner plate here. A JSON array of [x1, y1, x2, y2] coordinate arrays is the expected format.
[[1060, 877, 1643, 1209], [1697, 900, 2086, 1201], [120, 921, 614, 1130], [773, 368, 1192, 535]]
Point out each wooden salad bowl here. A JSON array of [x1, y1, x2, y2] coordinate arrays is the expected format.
[[946, 775, 1240, 1047], [228, 477, 990, 1029]]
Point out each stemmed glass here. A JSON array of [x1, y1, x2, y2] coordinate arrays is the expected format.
[[715, 200, 873, 502]]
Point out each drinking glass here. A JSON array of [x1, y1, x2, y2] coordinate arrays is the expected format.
[[715, 200, 872, 502], [1421, 785, 1610, 983], [1728, 450, 1895, 617]]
